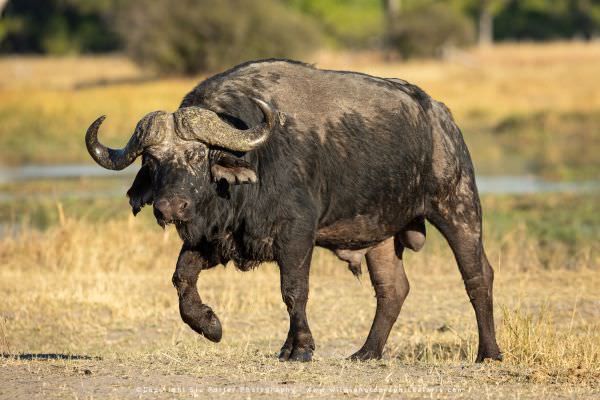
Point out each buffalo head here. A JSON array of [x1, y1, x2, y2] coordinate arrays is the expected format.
[[85, 98, 275, 226]]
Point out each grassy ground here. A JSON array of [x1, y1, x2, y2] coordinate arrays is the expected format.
[[1, 43, 600, 179], [0, 191, 598, 399], [1, 43, 599, 398]]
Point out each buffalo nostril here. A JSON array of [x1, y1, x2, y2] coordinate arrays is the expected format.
[[175, 199, 190, 218], [179, 200, 189, 212]]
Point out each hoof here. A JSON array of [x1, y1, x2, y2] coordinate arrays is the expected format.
[[475, 350, 503, 363], [180, 304, 222, 343], [348, 348, 381, 361], [278, 347, 292, 361], [289, 347, 313, 362], [279, 346, 312, 362]]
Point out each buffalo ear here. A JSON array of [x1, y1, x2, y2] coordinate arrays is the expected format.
[[126, 164, 154, 216], [210, 151, 257, 185]]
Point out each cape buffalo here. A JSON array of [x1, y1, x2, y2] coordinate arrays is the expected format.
[[85, 59, 502, 362]]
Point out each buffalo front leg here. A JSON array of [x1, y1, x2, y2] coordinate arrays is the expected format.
[[172, 245, 222, 342], [350, 237, 409, 360], [277, 243, 315, 362]]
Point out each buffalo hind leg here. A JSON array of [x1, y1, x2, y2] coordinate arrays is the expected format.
[[427, 188, 502, 362], [278, 239, 315, 362], [349, 237, 409, 360]]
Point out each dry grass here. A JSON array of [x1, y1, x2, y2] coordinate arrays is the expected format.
[[0, 55, 143, 90], [361, 42, 600, 121], [0, 204, 598, 398]]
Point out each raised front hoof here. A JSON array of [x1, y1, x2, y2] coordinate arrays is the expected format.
[[348, 348, 382, 361], [180, 303, 222, 343], [278, 346, 313, 362]]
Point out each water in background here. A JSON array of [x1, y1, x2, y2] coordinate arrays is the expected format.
[[1, 164, 598, 200]]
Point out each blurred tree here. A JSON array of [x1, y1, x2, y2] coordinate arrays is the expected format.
[[382, 0, 401, 35], [448, 0, 502, 45], [1, 0, 600, 61], [382, 0, 401, 51], [0, 0, 121, 54], [478, 0, 492, 45], [287, 0, 383, 47], [494, 0, 600, 40], [568, 0, 596, 39], [118, 0, 321, 75], [475, 0, 508, 46], [389, 1, 476, 58]]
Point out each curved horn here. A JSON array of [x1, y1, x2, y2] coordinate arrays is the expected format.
[[174, 97, 275, 152], [85, 112, 166, 170]]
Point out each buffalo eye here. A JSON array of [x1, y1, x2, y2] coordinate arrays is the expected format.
[[144, 156, 155, 169]]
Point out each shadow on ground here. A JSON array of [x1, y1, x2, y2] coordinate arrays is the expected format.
[[2, 353, 101, 361]]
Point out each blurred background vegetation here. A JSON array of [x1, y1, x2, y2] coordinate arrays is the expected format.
[[2, 0, 600, 73], [0, 0, 598, 247], [1, 0, 599, 180]]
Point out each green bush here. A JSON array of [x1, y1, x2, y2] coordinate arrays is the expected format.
[[494, 0, 600, 41], [390, 2, 475, 58], [118, 0, 322, 75], [0, 0, 120, 55], [287, 0, 384, 47]]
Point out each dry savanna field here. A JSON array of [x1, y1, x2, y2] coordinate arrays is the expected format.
[[0, 43, 599, 399]]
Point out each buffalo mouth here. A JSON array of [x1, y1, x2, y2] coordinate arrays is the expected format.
[[153, 209, 171, 228], [156, 217, 169, 228]]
